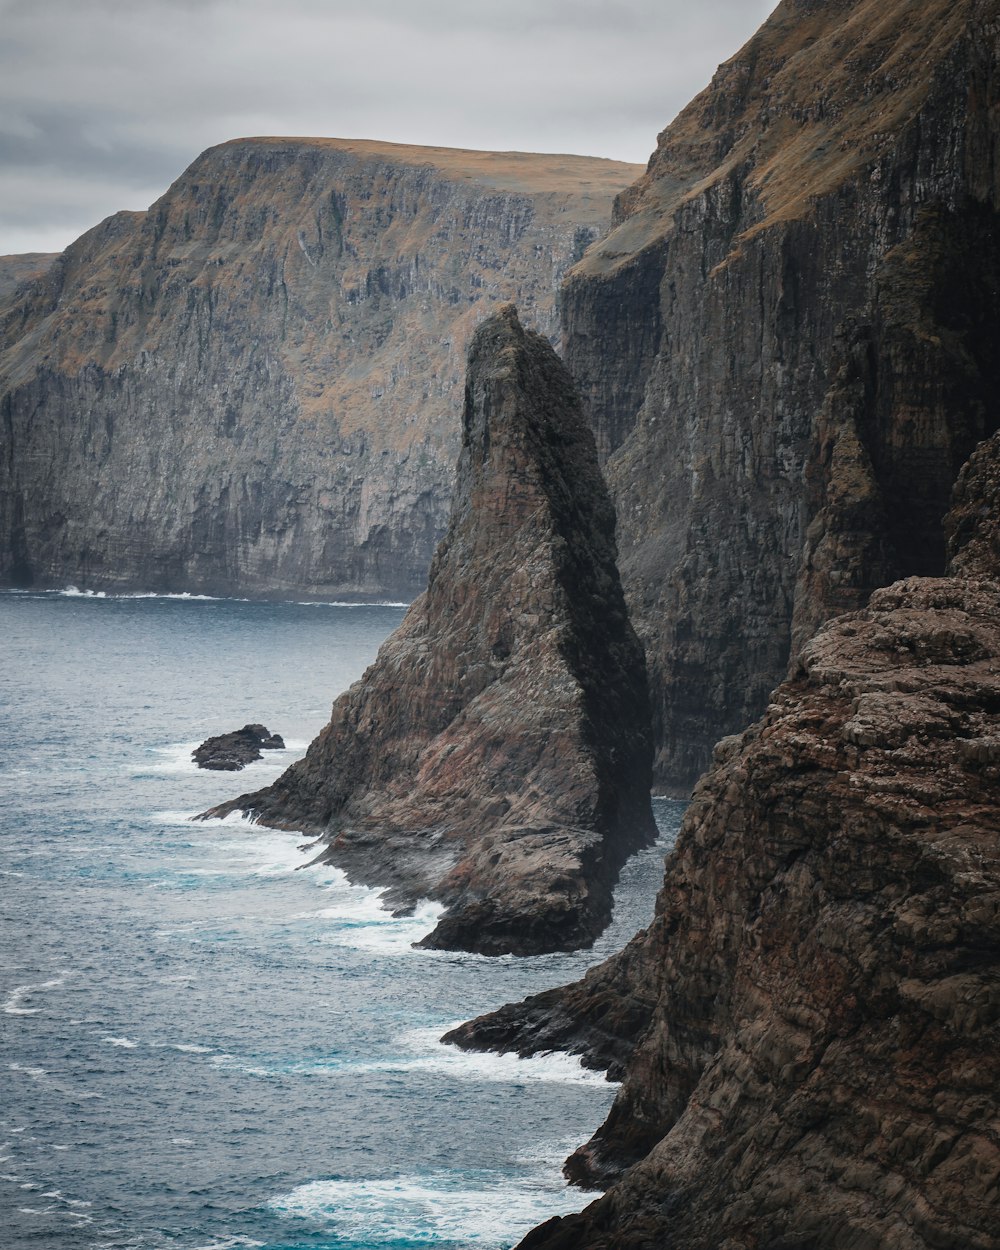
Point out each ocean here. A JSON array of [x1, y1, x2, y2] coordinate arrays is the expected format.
[[0, 590, 683, 1250]]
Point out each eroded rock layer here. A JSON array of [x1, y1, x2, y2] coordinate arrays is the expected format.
[[203, 305, 655, 956], [452, 432, 1000, 1247], [0, 140, 639, 599], [563, 0, 1000, 789]]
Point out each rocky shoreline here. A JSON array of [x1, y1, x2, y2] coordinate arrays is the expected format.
[[449, 426, 1000, 1246]]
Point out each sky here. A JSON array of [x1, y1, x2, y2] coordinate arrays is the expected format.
[[0, 0, 776, 256]]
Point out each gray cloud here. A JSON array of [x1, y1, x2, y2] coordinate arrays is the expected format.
[[0, 0, 775, 255]]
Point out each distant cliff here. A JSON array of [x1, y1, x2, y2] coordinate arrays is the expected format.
[[563, 0, 1000, 790], [452, 425, 1000, 1250], [0, 253, 57, 303], [0, 139, 639, 599], [203, 305, 655, 956]]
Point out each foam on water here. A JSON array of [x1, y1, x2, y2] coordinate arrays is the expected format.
[[381, 1027, 611, 1086], [267, 1168, 599, 1246], [295, 600, 410, 608], [3, 977, 66, 1016], [315, 896, 446, 953], [101, 1036, 139, 1049], [50, 586, 409, 608], [56, 587, 233, 602]]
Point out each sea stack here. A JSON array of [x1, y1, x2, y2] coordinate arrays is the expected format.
[[203, 304, 655, 956]]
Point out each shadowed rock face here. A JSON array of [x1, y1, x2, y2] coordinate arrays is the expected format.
[[0, 139, 639, 600], [450, 432, 1000, 1246], [202, 304, 655, 956], [562, 0, 1000, 791]]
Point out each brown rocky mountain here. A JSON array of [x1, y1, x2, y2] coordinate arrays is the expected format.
[[450, 426, 1000, 1249], [0, 253, 58, 303], [0, 139, 639, 599], [564, 0, 1000, 790], [201, 305, 655, 957]]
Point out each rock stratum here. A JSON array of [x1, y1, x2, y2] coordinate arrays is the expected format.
[[202, 305, 655, 956], [0, 139, 639, 600], [565, 0, 1000, 790], [450, 428, 1000, 1248]]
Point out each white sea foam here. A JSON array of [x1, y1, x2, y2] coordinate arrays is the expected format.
[[294, 600, 409, 608], [56, 587, 230, 602], [375, 1027, 612, 1086], [310, 893, 445, 953], [186, 1237, 264, 1250], [267, 1169, 597, 1244], [144, 742, 205, 774], [169, 1043, 214, 1054], [8, 1065, 47, 1081], [3, 976, 66, 1016], [101, 1036, 139, 1049]]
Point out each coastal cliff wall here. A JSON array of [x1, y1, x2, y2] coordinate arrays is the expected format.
[[563, 0, 1000, 789], [452, 426, 1000, 1249], [0, 140, 638, 599]]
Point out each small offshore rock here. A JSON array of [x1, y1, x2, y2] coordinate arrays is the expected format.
[[193, 724, 285, 771]]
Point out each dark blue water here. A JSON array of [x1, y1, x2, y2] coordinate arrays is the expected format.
[[0, 590, 683, 1250]]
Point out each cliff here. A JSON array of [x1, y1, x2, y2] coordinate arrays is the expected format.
[[450, 428, 1000, 1248], [202, 305, 655, 956], [0, 139, 639, 599], [561, 0, 1000, 790], [0, 253, 58, 303]]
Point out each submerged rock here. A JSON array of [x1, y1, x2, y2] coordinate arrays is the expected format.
[[202, 304, 655, 956], [193, 724, 285, 771]]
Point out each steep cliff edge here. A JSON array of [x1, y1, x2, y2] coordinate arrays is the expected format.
[[0, 253, 58, 303], [0, 140, 639, 599], [562, 0, 1000, 790], [450, 432, 1000, 1248], [202, 305, 655, 956]]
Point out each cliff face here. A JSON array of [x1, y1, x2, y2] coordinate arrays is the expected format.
[[0, 253, 58, 303], [452, 430, 1000, 1249], [203, 305, 655, 956], [562, 0, 1000, 790], [0, 140, 639, 599]]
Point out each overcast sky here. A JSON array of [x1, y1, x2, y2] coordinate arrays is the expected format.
[[0, 0, 775, 256]]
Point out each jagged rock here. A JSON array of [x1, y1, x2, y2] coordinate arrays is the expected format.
[[452, 372, 1000, 1246], [561, 0, 1000, 791], [192, 724, 285, 771], [0, 139, 639, 600], [200, 304, 655, 956], [454, 572, 1000, 1248]]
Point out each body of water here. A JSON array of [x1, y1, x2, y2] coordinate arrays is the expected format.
[[0, 590, 682, 1250]]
